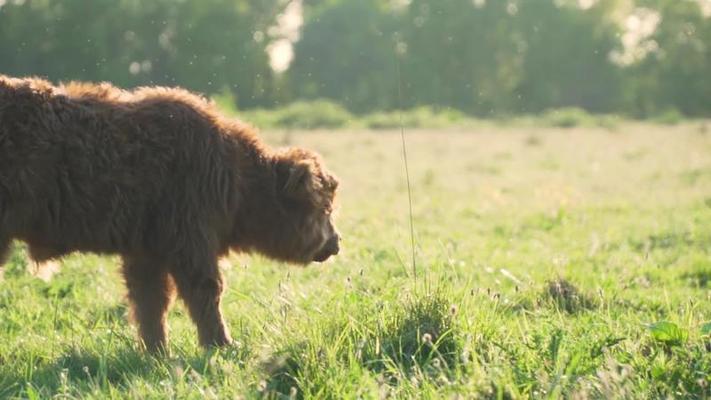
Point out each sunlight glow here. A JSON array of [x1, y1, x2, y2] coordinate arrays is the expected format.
[[267, 0, 303, 73]]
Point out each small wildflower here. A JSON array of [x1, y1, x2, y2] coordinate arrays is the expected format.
[[257, 380, 267, 392], [422, 333, 433, 344], [173, 365, 184, 377], [59, 368, 69, 390], [189, 369, 201, 383], [355, 339, 366, 359], [460, 350, 470, 363]]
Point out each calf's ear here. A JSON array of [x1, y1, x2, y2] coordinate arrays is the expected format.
[[277, 159, 317, 200]]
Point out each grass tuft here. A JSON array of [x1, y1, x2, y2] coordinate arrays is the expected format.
[[365, 292, 460, 376], [543, 107, 593, 128], [653, 108, 683, 125], [5, 242, 29, 278], [545, 279, 596, 314]]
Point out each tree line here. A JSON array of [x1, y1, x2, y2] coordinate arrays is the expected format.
[[1, 0, 709, 117]]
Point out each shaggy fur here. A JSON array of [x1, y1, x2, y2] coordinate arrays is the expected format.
[[0, 75, 340, 350]]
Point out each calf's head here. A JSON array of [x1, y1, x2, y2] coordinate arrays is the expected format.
[[255, 148, 340, 264]]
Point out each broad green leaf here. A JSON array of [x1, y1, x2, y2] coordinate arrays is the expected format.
[[648, 321, 687, 346], [701, 322, 711, 336]]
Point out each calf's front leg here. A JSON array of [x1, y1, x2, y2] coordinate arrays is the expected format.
[[170, 257, 232, 348]]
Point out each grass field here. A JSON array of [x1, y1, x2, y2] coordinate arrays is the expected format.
[[1, 123, 710, 398]]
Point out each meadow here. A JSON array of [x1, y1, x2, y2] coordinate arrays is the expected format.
[[1, 122, 710, 398]]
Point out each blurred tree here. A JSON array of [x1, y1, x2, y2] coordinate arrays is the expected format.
[[0, 0, 287, 107], [0, 0, 709, 116], [288, 0, 400, 112], [291, 0, 632, 115], [514, 0, 624, 113], [627, 0, 711, 116], [402, 0, 520, 115]]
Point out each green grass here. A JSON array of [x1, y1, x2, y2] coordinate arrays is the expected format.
[[1, 123, 711, 398]]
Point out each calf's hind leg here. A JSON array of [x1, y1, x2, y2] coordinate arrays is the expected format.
[[122, 256, 175, 352], [0, 205, 8, 266], [170, 255, 232, 348], [0, 236, 9, 267], [0, 226, 11, 267]]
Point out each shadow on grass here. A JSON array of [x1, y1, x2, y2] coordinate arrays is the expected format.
[[505, 278, 599, 315], [630, 231, 711, 253], [0, 338, 252, 398], [680, 269, 711, 288], [260, 351, 302, 397], [0, 345, 159, 398]]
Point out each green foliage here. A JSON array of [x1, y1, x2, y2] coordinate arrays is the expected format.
[[595, 114, 623, 131], [364, 107, 470, 130], [653, 108, 684, 125], [239, 103, 478, 130], [274, 100, 353, 129], [244, 99, 354, 129], [543, 107, 595, 128], [226, 101, 680, 130]]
